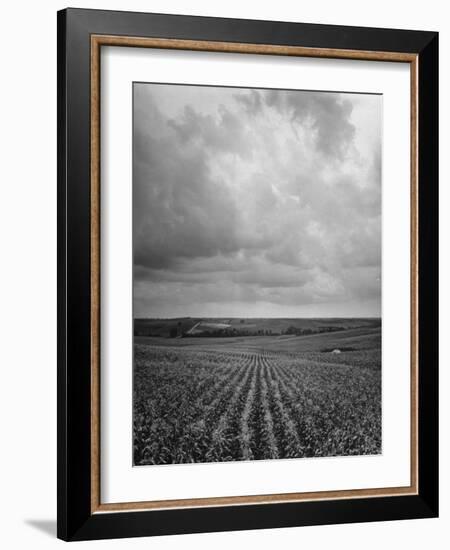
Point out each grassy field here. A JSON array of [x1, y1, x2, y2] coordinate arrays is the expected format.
[[133, 319, 381, 465]]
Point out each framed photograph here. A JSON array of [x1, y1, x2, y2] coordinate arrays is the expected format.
[[57, 8, 438, 541]]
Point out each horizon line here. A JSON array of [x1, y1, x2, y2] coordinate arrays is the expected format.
[[134, 315, 382, 320]]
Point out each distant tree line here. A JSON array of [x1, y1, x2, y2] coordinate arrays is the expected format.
[[184, 328, 276, 338], [178, 326, 349, 338], [283, 325, 346, 336], [135, 323, 361, 338]]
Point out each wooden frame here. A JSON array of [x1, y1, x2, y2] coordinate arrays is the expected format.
[[58, 7, 438, 541]]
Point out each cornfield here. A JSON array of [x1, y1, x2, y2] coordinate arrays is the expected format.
[[133, 343, 381, 465]]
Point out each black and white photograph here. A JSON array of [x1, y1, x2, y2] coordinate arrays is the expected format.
[[132, 82, 382, 466]]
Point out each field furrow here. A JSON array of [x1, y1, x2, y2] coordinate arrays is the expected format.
[[258, 359, 279, 460], [205, 362, 254, 462]]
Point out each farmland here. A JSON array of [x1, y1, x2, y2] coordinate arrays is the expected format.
[[133, 319, 381, 465]]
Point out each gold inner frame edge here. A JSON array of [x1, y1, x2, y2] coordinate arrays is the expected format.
[[90, 34, 419, 514]]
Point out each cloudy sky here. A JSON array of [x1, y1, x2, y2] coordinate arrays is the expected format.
[[133, 83, 381, 318]]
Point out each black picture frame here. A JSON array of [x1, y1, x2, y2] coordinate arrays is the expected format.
[[57, 7, 438, 541]]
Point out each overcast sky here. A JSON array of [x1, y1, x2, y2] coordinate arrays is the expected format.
[[133, 83, 381, 318]]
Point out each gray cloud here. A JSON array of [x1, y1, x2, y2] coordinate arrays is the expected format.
[[133, 91, 242, 270], [168, 104, 253, 160], [264, 89, 356, 160], [133, 84, 381, 317], [234, 89, 263, 116]]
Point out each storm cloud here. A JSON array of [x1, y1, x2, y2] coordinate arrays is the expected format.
[[133, 83, 382, 318]]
